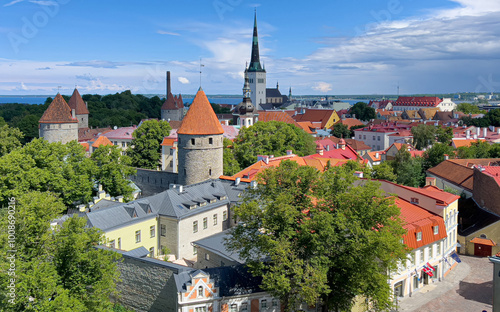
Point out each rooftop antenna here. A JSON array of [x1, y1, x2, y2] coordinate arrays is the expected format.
[[199, 58, 205, 87], [397, 82, 400, 96], [57, 85, 61, 93]]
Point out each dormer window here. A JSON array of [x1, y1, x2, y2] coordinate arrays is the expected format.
[[410, 197, 419, 204], [433, 226, 439, 235], [416, 232, 422, 241], [197, 286, 203, 297]]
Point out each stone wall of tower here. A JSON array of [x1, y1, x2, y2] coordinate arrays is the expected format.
[[39, 123, 78, 144], [248, 71, 266, 109], [76, 114, 88, 128], [161, 109, 183, 122], [177, 133, 223, 186]]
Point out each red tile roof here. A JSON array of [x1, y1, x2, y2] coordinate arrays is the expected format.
[[403, 185, 460, 205], [293, 109, 335, 128], [160, 137, 177, 146], [39, 93, 78, 124], [67, 88, 90, 115], [394, 96, 442, 107], [92, 136, 113, 148], [161, 93, 184, 110], [78, 127, 112, 142], [178, 88, 224, 135], [397, 198, 447, 249], [483, 166, 500, 187], [80, 142, 89, 152]]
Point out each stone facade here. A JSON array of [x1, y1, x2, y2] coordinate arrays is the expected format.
[[112, 254, 179, 312], [129, 168, 178, 197], [177, 134, 223, 186], [76, 113, 89, 129], [161, 108, 183, 122], [194, 245, 240, 269], [39, 122, 78, 144]]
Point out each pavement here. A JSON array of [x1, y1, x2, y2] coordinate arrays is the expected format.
[[396, 255, 493, 312]]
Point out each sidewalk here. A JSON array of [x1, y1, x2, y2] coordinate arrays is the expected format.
[[395, 255, 493, 312]]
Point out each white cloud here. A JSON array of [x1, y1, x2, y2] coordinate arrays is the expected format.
[[4, 0, 23, 7], [312, 82, 332, 93], [157, 30, 181, 36], [178, 77, 190, 84], [29, 0, 57, 6]]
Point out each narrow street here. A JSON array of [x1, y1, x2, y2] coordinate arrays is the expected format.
[[398, 255, 493, 312]]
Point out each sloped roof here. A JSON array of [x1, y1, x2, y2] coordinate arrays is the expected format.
[[92, 136, 113, 148], [452, 138, 486, 148], [39, 93, 78, 124], [338, 118, 364, 128], [394, 96, 442, 107], [160, 137, 177, 146], [470, 237, 496, 246], [78, 127, 112, 142], [178, 88, 224, 135], [483, 166, 500, 187], [404, 185, 460, 205], [293, 108, 336, 128], [161, 93, 184, 110], [257, 111, 301, 127], [397, 198, 447, 249], [266, 88, 282, 98], [193, 230, 244, 264], [103, 126, 137, 140], [67, 88, 90, 115]]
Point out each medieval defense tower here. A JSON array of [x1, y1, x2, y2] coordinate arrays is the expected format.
[[177, 87, 224, 186], [161, 71, 184, 121], [39, 93, 78, 144]]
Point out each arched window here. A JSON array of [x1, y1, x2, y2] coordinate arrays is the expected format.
[[198, 286, 203, 297]]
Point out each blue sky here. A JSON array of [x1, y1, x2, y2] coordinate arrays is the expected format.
[[1, 0, 500, 95]]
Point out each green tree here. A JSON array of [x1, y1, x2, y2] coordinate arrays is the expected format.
[[0, 125, 24, 156], [222, 138, 241, 176], [91, 145, 136, 201], [486, 109, 500, 127], [423, 143, 455, 169], [349, 102, 376, 121], [226, 161, 407, 311], [330, 123, 351, 139], [233, 121, 316, 169], [436, 126, 453, 144], [0, 191, 120, 311], [393, 148, 425, 187], [371, 161, 397, 181], [456, 102, 485, 114], [411, 124, 436, 150], [0, 139, 95, 207], [128, 120, 172, 169]]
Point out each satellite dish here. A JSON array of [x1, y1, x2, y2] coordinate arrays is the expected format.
[[113, 126, 118, 130]]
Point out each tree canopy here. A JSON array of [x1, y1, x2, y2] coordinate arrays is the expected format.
[[330, 123, 351, 139], [411, 124, 436, 150], [232, 121, 316, 169], [0, 138, 135, 207], [226, 161, 407, 311], [456, 102, 486, 114], [0, 125, 24, 157], [0, 191, 121, 311], [128, 119, 172, 169], [349, 102, 376, 121]]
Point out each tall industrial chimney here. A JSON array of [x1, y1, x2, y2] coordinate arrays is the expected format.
[[166, 71, 171, 98]]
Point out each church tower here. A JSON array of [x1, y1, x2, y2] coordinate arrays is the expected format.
[[246, 11, 266, 110], [233, 70, 258, 128], [177, 87, 224, 186]]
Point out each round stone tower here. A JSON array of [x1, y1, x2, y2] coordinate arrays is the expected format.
[[177, 87, 224, 186], [39, 93, 78, 144]]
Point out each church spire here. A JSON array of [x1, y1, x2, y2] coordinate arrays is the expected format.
[[247, 10, 265, 72]]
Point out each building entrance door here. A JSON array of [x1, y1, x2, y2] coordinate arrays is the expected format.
[[474, 244, 492, 257]]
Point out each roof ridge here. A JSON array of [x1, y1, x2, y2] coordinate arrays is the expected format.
[[39, 93, 78, 124], [177, 89, 224, 135]]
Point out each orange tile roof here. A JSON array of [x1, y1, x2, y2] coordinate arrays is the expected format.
[[403, 185, 460, 205], [396, 198, 447, 249], [366, 151, 382, 161], [338, 118, 364, 128], [257, 111, 301, 127], [297, 121, 314, 134], [470, 237, 496, 246], [39, 93, 78, 124], [92, 135, 113, 148], [161, 137, 177, 146], [452, 138, 486, 148], [67, 88, 90, 115], [177, 88, 224, 135], [80, 142, 89, 152]]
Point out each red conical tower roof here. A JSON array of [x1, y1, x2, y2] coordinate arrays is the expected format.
[[39, 93, 78, 124], [67, 88, 90, 115], [177, 88, 223, 135]]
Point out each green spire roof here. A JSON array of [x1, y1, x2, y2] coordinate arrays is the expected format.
[[247, 11, 265, 73]]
